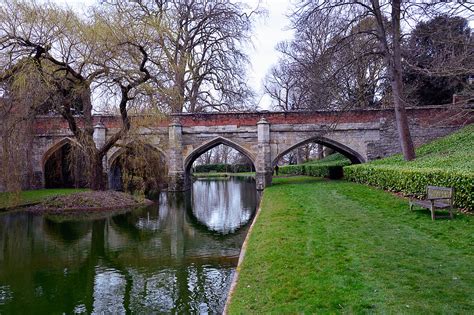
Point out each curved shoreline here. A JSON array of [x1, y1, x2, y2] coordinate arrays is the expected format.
[[223, 190, 265, 314], [25, 190, 155, 214], [26, 201, 154, 213]]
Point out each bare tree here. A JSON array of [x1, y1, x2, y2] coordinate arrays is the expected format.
[[264, 58, 307, 111], [111, 0, 261, 113], [267, 11, 386, 112]]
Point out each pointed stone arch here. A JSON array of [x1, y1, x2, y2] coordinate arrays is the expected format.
[[42, 137, 86, 188], [183, 136, 256, 172], [272, 136, 365, 166], [108, 142, 168, 169], [42, 137, 79, 169]]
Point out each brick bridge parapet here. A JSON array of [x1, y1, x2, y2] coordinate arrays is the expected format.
[[24, 105, 472, 191]]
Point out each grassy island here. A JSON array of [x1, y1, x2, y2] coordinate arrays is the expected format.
[[0, 188, 87, 210]]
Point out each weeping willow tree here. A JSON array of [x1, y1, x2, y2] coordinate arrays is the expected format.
[[1, 0, 260, 194], [112, 143, 167, 197], [0, 59, 51, 194], [107, 112, 169, 197], [0, 0, 157, 191]]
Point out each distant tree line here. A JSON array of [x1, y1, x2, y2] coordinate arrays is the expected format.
[[192, 144, 254, 170], [193, 163, 254, 174]]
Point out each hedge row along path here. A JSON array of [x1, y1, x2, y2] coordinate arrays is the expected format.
[[227, 177, 474, 313], [345, 124, 474, 210]]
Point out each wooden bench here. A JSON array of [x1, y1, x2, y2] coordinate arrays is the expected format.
[[409, 186, 454, 220]]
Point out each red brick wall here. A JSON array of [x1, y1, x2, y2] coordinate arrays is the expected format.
[[33, 106, 471, 134]]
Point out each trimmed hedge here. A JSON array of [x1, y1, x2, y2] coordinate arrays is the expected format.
[[279, 157, 351, 179], [344, 165, 473, 210], [194, 163, 253, 173]]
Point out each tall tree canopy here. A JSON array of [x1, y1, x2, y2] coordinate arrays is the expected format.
[[0, 0, 155, 190], [109, 0, 259, 113], [404, 15, 473, 105]]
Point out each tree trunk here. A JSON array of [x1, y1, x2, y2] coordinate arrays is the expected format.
[[89, 153, 105, 191], [390, 0, 416, 161], [323, 147, 334, 158], [390, 71, 416, 161], [296, 147, 304, 164], [317, 144, 324, 160]]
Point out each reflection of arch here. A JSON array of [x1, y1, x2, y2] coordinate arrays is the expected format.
[[43, 218, 92, 244], [272, 136, 365, 166], [184, 137, 256, 172], [186, 178, 256, 235]]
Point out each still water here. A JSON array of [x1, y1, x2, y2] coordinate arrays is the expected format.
[[0, 177, 257, 314]]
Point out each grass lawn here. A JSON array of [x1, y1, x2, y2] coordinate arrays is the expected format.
[[304, 152, 350, 165], [228, 176, 474, 313], [368, 124, 473, 171], [0, 188, 88, 210]]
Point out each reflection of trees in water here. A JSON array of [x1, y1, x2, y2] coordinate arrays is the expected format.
[[0, 178, 257, 313], [191, 177, 256, 234], [43, 218, 92, 244]]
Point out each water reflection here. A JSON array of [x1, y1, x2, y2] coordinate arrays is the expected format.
[[191, 177, 257, 234], [0, 177, 256, 314]]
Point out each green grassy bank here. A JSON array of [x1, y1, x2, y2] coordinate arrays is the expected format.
[[345, 124, 474, 209], [227, 177, 474, 313], [0, 188, 87, 210]]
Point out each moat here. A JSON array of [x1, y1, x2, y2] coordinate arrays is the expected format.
[[0, 177, 257, 314]]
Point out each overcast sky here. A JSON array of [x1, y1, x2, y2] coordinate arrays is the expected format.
[[49, 0, 294, 110]]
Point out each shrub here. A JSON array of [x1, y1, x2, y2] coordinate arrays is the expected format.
[[194, 163, 253, 173], [344, 165, 473, 210], [343, 125, 474, 210], [279, 155, 351, 179]]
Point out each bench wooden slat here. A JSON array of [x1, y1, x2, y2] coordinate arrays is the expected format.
[[409, 186, 454, 220], [411, 199, 451, 209]]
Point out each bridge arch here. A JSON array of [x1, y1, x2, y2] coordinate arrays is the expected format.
[[272, 136, 365, 166], [42, 137, 87, 188], [184, 136, 256, 173], [108, 142, 168, 195], [42, 137, 79, 169], [108, 143, 168, 169]]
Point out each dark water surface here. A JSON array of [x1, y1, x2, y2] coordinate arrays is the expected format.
[[0, 177, 257, 314]]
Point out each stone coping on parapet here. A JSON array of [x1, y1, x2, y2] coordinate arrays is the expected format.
[[169, 104, 467, 117], [32, 105, 471, 130], [32, 104, 461, 119]]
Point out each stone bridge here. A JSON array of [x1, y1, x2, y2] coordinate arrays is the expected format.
[[29, 106, 469, 191]]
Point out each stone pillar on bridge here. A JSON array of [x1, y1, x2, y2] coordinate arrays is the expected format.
[[93, 122, 108, 171], [255, 118, 273, 190], [168, 119, 186, 191], [93, 122, 107, 149]]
